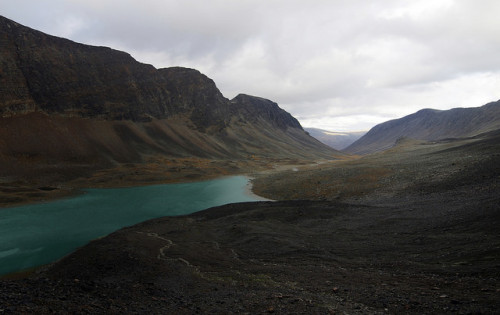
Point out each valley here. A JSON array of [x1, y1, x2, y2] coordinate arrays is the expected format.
[[0, 15, 499, 314]]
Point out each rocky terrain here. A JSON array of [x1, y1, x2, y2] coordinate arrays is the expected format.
[[305, 128, 366, 150], [1, 125, 498, 314], [345, 100, 500, 154], [253, 129, 500, 203]]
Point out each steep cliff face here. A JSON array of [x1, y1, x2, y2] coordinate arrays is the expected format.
[[0, 18, 38, 115], [230, 94, 302, 130], [0, 16, 234, 128], [345, 100, 500, 155], [158, 67, 231, 131], [0, 15, 340, 183]]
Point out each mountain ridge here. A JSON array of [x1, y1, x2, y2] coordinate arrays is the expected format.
[[0, 15, 340, 187], [344, 100, 500, 155]]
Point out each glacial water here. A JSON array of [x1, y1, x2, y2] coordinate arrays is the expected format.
[[0, 176, 262, 276]]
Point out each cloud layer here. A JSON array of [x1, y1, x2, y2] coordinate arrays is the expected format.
[[2, 0, 500, 130]]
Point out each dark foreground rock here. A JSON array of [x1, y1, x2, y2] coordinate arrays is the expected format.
[[1, 192, 499, 313]]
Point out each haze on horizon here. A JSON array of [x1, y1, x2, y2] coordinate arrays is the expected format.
[[2, 0, 499, 131]]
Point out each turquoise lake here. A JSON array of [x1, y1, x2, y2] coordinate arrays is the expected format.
[[0, 176, 262, 276]]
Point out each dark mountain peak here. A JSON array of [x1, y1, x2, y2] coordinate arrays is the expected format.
[[411, 108, 443, 119], [0, 15, 136, 63], [483, 100, 500, 109], [1, 15, 162, 120], [231, 94, 280, 111], [158, 66, 227, 109], [0, 15, 18, 28], [231, 94, 302, 130], [345, 100, 500, 155], [159, 66, 216, 87], [232, 93, 271, 103], [0, 15, 235, 126], [416, 108, 441, 114], [156, 66, 230, 131]]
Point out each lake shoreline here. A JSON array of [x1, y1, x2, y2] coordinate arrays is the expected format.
[[0, 176, 265, 276], [1, 157, 313, 209], [0, 174, 265, 280], [0, 173, 271, 209]]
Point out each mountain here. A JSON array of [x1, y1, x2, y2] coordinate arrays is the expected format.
[[0, 16, 340, 184], [344, 100, 500, 155], [305, 128, 366, 150]]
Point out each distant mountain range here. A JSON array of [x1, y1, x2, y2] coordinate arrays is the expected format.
[[344, 100, 500, 155], [305, 128, 366, 150], [0, 16, 340, 181]]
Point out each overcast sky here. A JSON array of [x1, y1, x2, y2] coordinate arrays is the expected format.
[[2, 0, 500, 131]]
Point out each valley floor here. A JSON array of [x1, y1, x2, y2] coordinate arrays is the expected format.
[[0, 131, 499, 313]]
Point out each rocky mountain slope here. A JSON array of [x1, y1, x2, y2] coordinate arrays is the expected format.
[[305, 128, 365, 150], [344, 100, 500, 154], [0, 16, 340, 186]]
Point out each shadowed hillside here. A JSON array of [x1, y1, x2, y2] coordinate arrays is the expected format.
[[344, 100, 500, 154]]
